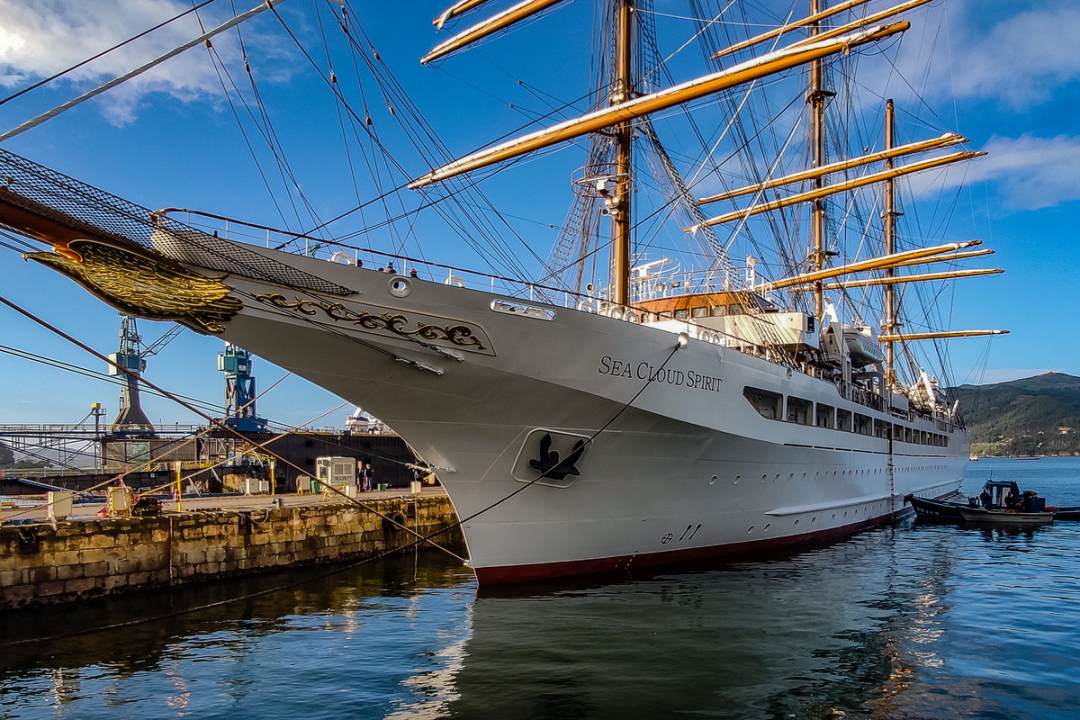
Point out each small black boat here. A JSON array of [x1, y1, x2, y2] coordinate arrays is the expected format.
[[907, 494, 967, 521], [911, 480, 1080, 523], [909, 481, 1050, 524]]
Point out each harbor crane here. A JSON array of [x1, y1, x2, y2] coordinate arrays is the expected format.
[[108, 316, 182, 436], [218, 344, 268, 432]]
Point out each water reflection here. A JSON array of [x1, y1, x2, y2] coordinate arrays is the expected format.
[[447, 525, 955, 719], [445, 516, 1078, 719], [3, 461, 1079, 719], [0, 555, 475, 719]]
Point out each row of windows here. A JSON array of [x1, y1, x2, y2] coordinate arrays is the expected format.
[[743, 386, 950, 447], [653, 302, 778, 321]]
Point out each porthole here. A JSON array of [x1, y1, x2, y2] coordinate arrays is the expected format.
[[733, 474, 741, 485], [763, 523, 771, 531], [747, 526, 754, 534], [709, 474, 718, 486], [388, 276, 412, 298]]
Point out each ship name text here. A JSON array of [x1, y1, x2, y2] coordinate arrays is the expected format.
[[598, 355, 723, 393]]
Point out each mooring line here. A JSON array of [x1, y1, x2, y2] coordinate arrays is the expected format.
[[0, 370, 293, 523], [0, 291, 685, 646], [0, 293, 466, 562]]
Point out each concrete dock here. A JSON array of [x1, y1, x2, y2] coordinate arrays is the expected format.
[[0, 486, 447, 522], [0, 488, 463, 609]]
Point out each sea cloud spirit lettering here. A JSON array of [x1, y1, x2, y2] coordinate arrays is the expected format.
[[598, 355, 722, 393]]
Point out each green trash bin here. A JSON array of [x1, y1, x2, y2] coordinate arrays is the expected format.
[[312, 478, 322, 494]]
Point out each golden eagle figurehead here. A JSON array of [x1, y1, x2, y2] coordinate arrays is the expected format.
[[26, 238, 243, 334]]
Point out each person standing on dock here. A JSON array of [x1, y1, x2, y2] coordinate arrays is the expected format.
[[363, 459, 375, 492], [356, 459, 368, 493]]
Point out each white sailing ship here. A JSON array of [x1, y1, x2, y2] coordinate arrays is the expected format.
[[0, 0, 1005, 583]]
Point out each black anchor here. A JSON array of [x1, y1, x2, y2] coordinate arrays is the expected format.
[[529, 433, 586, 481]]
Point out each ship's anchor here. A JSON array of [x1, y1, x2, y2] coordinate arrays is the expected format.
[[529, 432, 585, 481]]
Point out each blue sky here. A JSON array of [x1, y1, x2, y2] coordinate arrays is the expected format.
[[0, 0, 1077, 427]]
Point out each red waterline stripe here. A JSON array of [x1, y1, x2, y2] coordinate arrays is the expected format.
[[472, 501, 927, 586]]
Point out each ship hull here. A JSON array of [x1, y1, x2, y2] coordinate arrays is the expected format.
[[155, 243, 969, 584], [472, 505, 910, 585]]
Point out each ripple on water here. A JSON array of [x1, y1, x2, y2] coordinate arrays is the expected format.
[[1, 460, 1078, 719]]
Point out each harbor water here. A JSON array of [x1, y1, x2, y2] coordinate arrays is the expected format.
[[2, 458, 1078, 719]]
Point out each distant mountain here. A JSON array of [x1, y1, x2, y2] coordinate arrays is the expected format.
[[950, 372, 1080, 456]]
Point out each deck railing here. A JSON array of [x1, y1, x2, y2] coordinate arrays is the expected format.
[[169, 212, 961, 429]]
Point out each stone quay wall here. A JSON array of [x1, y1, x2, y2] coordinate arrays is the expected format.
[[0, 495, 462, 609]]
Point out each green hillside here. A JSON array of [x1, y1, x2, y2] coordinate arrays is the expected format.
[[951, 372, 1080, 456]]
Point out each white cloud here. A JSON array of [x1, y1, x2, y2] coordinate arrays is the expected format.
[[964, 134, 1080, 210], [864, 0, 1080, 109], [906, 134, 1080, 211], [0, 0, 270, 126], [941, 3, 1080, 108]]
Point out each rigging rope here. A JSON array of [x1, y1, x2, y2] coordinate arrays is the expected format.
[[0, 0, 220, 107], [0, 0, 281, 142], [0, 293, 465, 560], [0, 369, 293, 523], [0, 332, 685, 649]]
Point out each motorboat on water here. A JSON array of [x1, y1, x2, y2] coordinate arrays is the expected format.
[[910, 479, 1078, 524], [906, 480, 1029, 522]]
